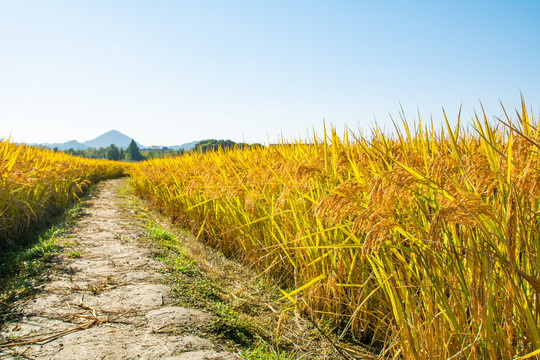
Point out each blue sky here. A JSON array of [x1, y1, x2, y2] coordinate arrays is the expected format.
[[1, 0, 539, 146]]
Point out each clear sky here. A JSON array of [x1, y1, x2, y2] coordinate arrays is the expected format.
[[1, 0, 539, 146]]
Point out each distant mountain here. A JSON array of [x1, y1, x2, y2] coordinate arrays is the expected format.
[[167, 141, 199, 151], [39, 130, 201, 152], [39, 130, 144, 151], [41, 140, 87, 151], [64, 140, 87, 150], [83, 130, 143, 149]]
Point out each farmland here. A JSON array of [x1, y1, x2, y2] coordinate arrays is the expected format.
[[1, 101, 539, 358], [0, 141, 125, 247], [129, 102, 540, 358]]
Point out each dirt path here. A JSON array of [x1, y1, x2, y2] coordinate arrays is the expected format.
[[0, 179, 240, 360]]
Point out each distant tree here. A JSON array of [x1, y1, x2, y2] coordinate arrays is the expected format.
[[106, 144, 120, 161], [193, 139, 260, 153], [194, 139, 237, 153], [85, 147, 106, 159], [65, 148, 86, 157], [126, 139, 144, 161]]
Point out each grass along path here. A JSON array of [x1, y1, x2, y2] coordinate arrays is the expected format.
[[125, 184, 369, 359], [0, 179, 240, 359]]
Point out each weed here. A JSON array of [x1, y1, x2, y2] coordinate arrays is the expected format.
[[212, 303, 258, 347], [144, 223, 174, 241], [66, 251, 81, 258], [241, 342, 296, 360]]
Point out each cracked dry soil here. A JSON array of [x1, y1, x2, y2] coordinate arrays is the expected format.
[[0, 179, 240, 360]]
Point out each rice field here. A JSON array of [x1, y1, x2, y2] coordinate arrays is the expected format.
[[0, 140, 125, 247], [2, 101, 538, 358], [129, 100, 540, 359]]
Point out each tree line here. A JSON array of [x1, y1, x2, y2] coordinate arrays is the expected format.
[[193, 139, 262, 152], [55, 139, 263, 161], [58, 140, 146, 161]]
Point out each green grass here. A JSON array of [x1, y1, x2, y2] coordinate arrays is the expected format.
[[0, 231, 59, 311], [0, 185, 97, 325], [241, 342, 296, 360], [143, 220, 264, 344], [142, 220, 299, 358], [66, 250, 81, 258]]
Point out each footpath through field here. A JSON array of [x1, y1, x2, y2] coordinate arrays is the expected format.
[[0, 179, 240, 360]]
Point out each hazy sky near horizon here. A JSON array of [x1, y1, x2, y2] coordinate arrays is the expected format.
[[1, 1, 539, 146]]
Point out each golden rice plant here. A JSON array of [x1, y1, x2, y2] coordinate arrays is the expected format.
[[129, 98, 540, 359], [0, 140, 126, 247]]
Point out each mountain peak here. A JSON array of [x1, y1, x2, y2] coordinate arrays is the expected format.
[[83, 130, 139, 149], [102, 129, 124, 136]]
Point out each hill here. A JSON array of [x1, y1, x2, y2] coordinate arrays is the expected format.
[[167, 141, 199, 151], [40, 140, 87, 151], [83, 130, 137, 149]]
